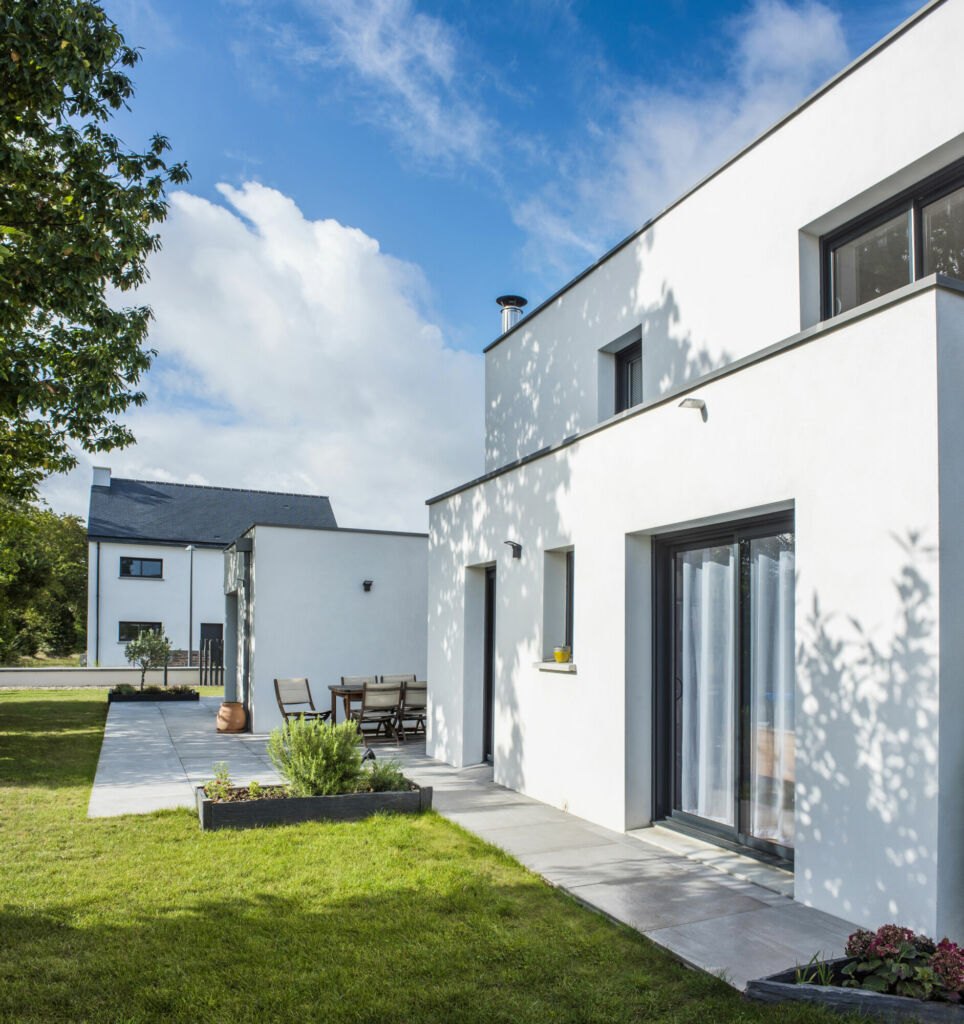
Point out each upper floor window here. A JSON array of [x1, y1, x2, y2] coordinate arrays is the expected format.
[[615, 340, 642, 413], [119, 621, 162, 642], [120, 557, 162, 579], [823, 161, 964, 318]]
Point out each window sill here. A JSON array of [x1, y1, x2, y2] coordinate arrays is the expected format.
[[119, 576, 164, 581], [535, 661, 577, 674]]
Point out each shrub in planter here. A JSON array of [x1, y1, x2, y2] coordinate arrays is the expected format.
[[266, 718, 365, 797], [799, 924, 964, 1003], [111, 683, 136, 695], [364, 758, 408, 793], [124, 630, 173, 690]]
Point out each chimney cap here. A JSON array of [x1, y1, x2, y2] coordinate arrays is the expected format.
[[496, 295, 527, 309]]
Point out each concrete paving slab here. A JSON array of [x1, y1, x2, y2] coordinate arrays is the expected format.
[[86, 701, 857, 993]]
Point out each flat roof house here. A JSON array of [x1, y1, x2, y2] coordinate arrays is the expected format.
[[87, 467, 336, 667], [426, 0, 964, 941]]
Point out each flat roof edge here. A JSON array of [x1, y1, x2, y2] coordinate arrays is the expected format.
[[483, 0, 948, 355], [432, 274, 964, 505], [234, 523, 429, 542]]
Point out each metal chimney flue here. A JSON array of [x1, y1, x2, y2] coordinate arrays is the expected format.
[[496, 295, 527, 334]]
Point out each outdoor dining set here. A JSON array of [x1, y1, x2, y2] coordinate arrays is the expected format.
[[273, 675, 426, 743]]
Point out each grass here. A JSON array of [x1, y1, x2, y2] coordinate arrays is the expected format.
[[0, 691, 844, 1024], [3, 652, 84, 668]]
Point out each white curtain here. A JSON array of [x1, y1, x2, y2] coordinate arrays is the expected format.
[[679, 545, 736, 826], [748, 535, 795, 847]]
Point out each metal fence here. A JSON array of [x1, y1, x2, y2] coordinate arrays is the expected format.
[[200, 638, 224, 687]]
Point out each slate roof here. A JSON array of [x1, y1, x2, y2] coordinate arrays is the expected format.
[[88, 477, 337, 546]]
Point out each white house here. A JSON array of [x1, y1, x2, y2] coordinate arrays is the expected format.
[[426, 0, 964, 943], [86, 467, 337, 666], [223, 524, 427, 733]]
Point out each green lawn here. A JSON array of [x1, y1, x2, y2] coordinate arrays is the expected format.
[[0, 691, 840, 1024]]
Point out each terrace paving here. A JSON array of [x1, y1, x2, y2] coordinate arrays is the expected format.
[[88, 698, 856, 990]]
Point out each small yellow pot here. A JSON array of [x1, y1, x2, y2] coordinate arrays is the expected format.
[[553, 646, 571, 664]]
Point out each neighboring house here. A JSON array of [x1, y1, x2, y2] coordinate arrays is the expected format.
[[426, 0, 964, 943], [86, 467, 337, 667], [223, 524, 428, 733]]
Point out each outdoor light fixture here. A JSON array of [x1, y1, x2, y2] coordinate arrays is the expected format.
[[504, 540, 522, 559], [362, 580, 373, 592], [679, 396, 708, 421]]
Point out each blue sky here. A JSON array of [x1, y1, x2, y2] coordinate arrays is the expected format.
[[44, 0, 924, 528]]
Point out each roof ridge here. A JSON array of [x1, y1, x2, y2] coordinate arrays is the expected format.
[[107, 477, 330, 500]]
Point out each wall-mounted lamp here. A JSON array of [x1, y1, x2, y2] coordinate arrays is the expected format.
[[362, 580, 373, 592], [504, 540, 522, 559], [678, 396, 707, 421]]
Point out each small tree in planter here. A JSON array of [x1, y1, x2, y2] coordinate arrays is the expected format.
[[125, 631, 173, 690]]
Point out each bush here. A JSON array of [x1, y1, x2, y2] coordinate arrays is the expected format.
[[266, 718, 364, 797], [205, 762, 231, 802], [839, 924, 964, 1002], [364, 758, 409, 793], [111, 683, 136, 695], [168, 684, 196, 695]]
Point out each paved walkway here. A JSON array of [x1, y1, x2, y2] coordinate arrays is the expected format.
[[88, 699, 856, 990]]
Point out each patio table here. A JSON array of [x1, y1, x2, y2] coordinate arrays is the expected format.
[[327, 682, 364, 723]]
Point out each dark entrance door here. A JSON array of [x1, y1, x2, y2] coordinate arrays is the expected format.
[[482, 567, 496, 763], [655, 512, 795, 861]]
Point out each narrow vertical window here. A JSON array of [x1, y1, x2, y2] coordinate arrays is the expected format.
[[564, 549, 574, 652], [615, 341, 642, 413]]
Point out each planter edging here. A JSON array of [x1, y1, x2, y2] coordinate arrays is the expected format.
[[195, 783, 433, 831], [746, 958, 964, 1023], [108, 691, 200, 703]]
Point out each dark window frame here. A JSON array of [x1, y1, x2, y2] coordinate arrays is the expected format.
[[118, 621, 162, 643], [821, 157, 964, 320], [119, 556, 163, 579], [564, 549, 574, 652], [614, 340, 642, 414], [652, 510, 795, 865]]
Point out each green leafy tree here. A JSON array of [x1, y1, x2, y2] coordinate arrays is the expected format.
[[0, 0, 189, 503], [124, 630, 172, 690], [0, 502, 87, 662]]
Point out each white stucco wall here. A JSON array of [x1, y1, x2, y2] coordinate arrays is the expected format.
[[429, 282, 964, 939], [244, 526, 428, 734], [86, 542, 225, 665], [483, 0, 964, 471]]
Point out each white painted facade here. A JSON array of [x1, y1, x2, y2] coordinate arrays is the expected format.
[[87, 541, 224, 666], [428, 0, 964, 943], [225, 525, 428, 734]]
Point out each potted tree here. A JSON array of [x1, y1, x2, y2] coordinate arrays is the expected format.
[[108, 631, 199, 702]]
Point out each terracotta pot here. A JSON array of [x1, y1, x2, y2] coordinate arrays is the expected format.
[[217, 701, 247, 733]]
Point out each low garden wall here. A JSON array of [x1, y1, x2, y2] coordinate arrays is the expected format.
[[0, 666, 202, 689]]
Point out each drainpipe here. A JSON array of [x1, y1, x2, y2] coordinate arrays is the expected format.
[[94, 542, 101, 666], [186, 544, 196, 667]]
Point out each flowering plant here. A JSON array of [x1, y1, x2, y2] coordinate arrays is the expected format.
[[838, 924, 964, 1002]]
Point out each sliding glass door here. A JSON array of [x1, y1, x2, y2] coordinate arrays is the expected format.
[[656, 514, 794, 860]]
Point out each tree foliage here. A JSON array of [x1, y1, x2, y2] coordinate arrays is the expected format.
[[0, 0, 189, 502], [124, 629, 172, 689], [0, 502, 87, 661]]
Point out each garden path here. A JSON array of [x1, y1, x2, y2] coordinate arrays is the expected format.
[[87, 697, 856, 990]]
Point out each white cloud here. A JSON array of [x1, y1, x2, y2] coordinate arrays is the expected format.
[[278, 0, 497, 168], [41, 183, 483, 532], [516, 0, 850, 272]]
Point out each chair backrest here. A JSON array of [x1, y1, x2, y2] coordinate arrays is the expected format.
[[274, 677, 315, 718], [402, 681, 427, 712], [380, 673, 416, 687], [341, 675, 376, 687], [362, 679, 403, 711]]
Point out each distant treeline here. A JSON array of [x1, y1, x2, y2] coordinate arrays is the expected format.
[[0, 504, 87, 663]]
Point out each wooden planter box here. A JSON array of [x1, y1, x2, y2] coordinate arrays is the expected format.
[[195, 783, 433, 831], [746, 959, 964, 1023], [108, 690, 200, 703]]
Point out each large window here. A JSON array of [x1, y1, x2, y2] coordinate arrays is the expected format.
[[118, 621, 162, 642], [120, 556, 162, 579], [615, 340, 642, 413], [823, 161, 964, 318], [655, 513, 795, 860]]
